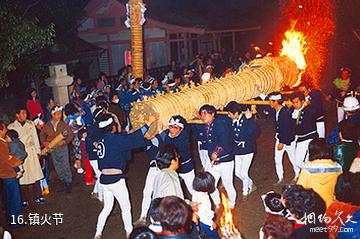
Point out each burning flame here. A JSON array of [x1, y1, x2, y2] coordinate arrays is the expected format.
[[280, 28, 307, 71], [220, 193, 242, 239]]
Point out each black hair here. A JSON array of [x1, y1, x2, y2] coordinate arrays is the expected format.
[[224, 101, 241, 114], [64, 103, 79, 116], [267, 92, 284, 104], [308, 138, 333, 161], [174, 72, 181, 79], [95, 96, 107, 107], [28, 88, 38, 100], [47, 97, 54, 105], [199, 104, 216, 115], [155, 144, 178, 169], [98, 101, 109, 111], [109, 91, 118, 101], [78, 128, 87, 138], [142, 82, 151, 89], [159, 196, 193, 233], [169, 115, 187, 129], [335, 172, 360, 206], [128, 227, 158, 239], [6, 129, 19, 140], [339, 120, 359, 141], [282, 184, 326, 220], [149, 198, 163, 222], [262, 214, 294, 239], [192, 171, 215, 193], [15, 104, 27, 115], [290, 91, 305, 102]]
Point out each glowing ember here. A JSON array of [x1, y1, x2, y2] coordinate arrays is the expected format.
[[279, 0, 335, 87], [280, 27, 308, 71], [220, 193, 242, 239]]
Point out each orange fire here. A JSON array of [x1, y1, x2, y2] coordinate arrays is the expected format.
[[280, 27, 307, 71], [220, 193, 242, 239], [279, 26, 308, 86]]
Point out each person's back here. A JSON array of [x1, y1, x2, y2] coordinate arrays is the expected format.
[[153, 168, 183, 200], [333, 120, 359, 171], [297, 139, 342, 208], [8, 138, 27, 161]]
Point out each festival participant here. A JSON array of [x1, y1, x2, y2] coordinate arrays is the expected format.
[[192, 172, 220, 239], [8, 106, 45, 207], [330, 67, 354, 122], [0, 121, 22, 227], [26, 88, 44, 120], [327, 96, 360, 145], [157, 116, 195, 196], [225, 101, 257, 199], [93, 113, 157, 238], [199, 104, 236, 209], [152, 144, 184, 200], [108, 91, 127, 132], [64, 103, 86, 175], [151, 79, 163, 95], [191, 123, 210, 170], [290, 92, 318, 179], [268, 92, 297, 185], [298, 82, 326, 138], [137, 132, 162, 224], [297, 138, 342, 207], [141, 82, 153, 99], [39, 106, 74, 193], [84, 111, 104, 202], [128, 227, 159, 239]]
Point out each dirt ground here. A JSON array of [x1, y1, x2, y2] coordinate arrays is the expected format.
[[0, 104, 336, 239]]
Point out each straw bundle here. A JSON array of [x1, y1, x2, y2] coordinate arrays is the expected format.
[[130, 56, 299, 134]]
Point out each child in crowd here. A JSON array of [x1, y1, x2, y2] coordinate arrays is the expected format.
[[192, 171, 220, 239], [64, 103, 86, 174], [33, 115, 50, 195], [5, 130, 27, 178], [79, 128, 95, 185]]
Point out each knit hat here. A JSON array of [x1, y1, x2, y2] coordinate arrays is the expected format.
[[261, 191, 285, 215]]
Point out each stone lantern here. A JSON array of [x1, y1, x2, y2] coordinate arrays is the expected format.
[[45, 64, 73, 106]]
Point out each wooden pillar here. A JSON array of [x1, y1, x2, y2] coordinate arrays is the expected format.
[[184, 33, 189, 63], [232, 32, 236, 51], [129, 0, 143, 78], [212, 33, 217, 51]]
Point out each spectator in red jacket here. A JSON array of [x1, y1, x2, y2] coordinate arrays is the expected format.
[[26, 89, 44, 120]]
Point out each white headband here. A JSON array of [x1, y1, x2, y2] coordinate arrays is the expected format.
[[168, 82, 176, 87], [269, 94, 282, 101], [168, 118, 184, 129], [98, 117, 114, 129], [51, 106, 63, 114]]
